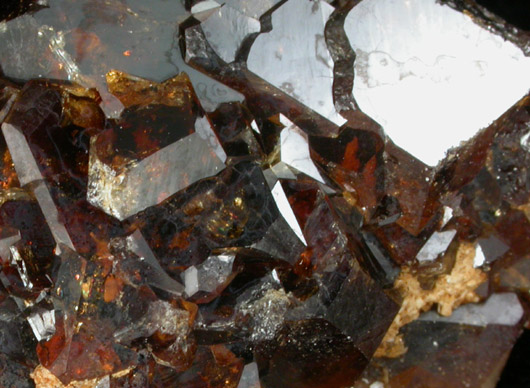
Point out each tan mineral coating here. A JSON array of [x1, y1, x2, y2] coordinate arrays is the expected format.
[[32, 365, 133, 388], [375, 241, 487, 358]]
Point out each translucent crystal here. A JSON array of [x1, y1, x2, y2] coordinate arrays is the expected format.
[[183, 252, 235, 298], [0, 1, 528, 386]]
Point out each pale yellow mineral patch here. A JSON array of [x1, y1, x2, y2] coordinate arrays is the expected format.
[[517, 202, 530, 222], [31, 366, 99, 388], [375, 241, 487, 358], [31, 365, 132, 388]]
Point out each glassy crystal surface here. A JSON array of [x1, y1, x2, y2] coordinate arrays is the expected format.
[[0, 0, 244, 116], [345, 0, 530, 165], [0, 0, 529, 387], [247, 0, 345, 126]]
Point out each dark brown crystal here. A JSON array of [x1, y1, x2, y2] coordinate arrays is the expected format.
[[0, 1, 529, 387]]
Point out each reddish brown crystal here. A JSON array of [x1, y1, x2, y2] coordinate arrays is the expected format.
[[0, 5, 528, 385]]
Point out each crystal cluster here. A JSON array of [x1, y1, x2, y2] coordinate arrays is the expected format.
[[0, 0, 529, 387]]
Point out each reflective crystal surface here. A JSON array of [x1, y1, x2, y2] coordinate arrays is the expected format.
[[346, 0, 530, 165], [0, 0, 529, 387]]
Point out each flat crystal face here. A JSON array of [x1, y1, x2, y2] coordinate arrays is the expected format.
[[0, 0, 529, 387], [247, 0, 345, 125], [346, 0, 530, 165], [0, 0, 244, 116]]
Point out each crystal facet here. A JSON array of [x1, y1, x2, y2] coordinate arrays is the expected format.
[[0, 0, 528, 387]]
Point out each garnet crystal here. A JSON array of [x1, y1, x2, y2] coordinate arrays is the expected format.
[[0, 0, 529, 387]]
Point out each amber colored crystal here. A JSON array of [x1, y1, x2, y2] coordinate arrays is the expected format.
[[309, 127, 385, 212], [96, 72, 201, 166]]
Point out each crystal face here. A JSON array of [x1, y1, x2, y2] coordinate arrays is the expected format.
[[346, 0, 530, 166], [0, 0, 529, 387]]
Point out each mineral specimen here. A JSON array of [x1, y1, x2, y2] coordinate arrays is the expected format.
[[0, 0, 528, 387]]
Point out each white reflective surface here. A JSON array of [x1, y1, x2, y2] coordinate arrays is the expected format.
[[279, 115, 325, 183], [419, 293, 524, 326], [416, 229, 457, 262], [248, 0, 345, 125], [346, 0, 530, 165]]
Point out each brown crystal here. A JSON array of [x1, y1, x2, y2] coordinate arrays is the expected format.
[[0, 2, 528, 386]]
